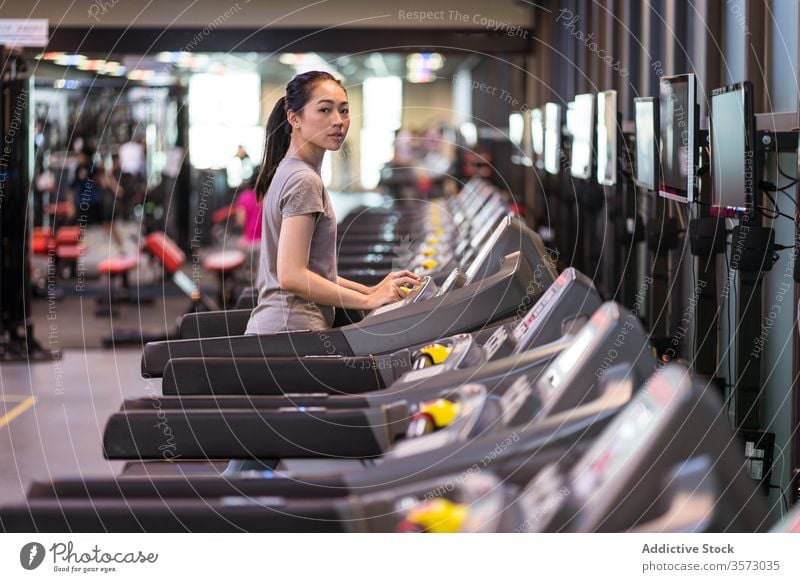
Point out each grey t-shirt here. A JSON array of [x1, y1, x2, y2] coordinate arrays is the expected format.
[[245, 156, 337, 334]]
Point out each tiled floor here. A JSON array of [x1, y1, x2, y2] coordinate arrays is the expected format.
[[0, 190, 400, 506], [0, 349, 151, 505]]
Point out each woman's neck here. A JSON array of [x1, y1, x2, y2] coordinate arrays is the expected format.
[[286, 138, 324, 171]]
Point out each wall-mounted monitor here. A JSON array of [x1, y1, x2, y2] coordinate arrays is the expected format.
[[710, 81, 755, 212], [531, 107, 544, 169], [570, 93, 595, 180], [459, 122, 477, 147], [659, 74, 697, 203], [509, 112, 524, 148], [634, 97, 660, 191], [596, 90, 618, 186], [544, 103, 562, 175]]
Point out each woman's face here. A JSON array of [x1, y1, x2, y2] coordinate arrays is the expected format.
[[290, 80, 350, 151]]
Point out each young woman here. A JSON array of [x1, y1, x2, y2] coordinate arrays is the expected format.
[[246, 71, 419, 335]]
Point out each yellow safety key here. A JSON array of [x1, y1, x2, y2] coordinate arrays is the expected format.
[[405, 498, 467, 533], [418, 398, 461, 428], [422, 248, 436, 257], [400, 284, 415, 295], [421, 259, 438, 270], [419, 343, 452, 365], [426, 237, 439, 246], [433, 227, 445, 236]]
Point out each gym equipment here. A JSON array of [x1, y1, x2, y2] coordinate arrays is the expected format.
[[1, 301, 657, 531], [103, 268, 602, 458], [0, 50, 51, 361], [159, 267, 596, 397], [100, 231, 219, 346], [141, 216, 557, 377], [338, 363, 768, 532]]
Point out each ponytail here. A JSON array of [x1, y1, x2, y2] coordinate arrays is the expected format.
[[255, 96, 291, 201]]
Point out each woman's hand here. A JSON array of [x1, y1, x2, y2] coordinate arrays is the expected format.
[[365, 270, 421, 310], [369, 270, 420, 294]]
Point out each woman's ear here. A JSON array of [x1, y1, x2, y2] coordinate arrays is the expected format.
[[287, 109, 300, 130]]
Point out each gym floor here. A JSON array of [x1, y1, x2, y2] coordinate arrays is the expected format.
[[0, 350, 142, 506], [1, 189, 397, 506]]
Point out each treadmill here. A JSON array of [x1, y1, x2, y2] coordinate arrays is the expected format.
[[333, 363, 770, 533], [2, 301, 659, 533], [103, 268, 603, 459], [335, 176, 492, 253], [160, 267, 599, 397], [336, 180, 503, 269], [141, 216, 557, 378], [182, 198, 511, 340]]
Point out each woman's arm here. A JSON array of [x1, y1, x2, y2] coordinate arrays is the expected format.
[[338, 271, 421, 295], [336, 276, 372, 294], [278, 215, 418, 310]]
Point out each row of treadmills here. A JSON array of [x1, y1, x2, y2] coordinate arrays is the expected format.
[[1, 177, 795, 532]]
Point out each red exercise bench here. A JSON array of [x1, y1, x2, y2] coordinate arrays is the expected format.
[[203, 250, 246, 308]]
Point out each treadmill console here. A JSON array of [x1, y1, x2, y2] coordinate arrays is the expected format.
[[437, 268, 468, 294], [511, 274, 566, 346], [368, 275, 438, 317], [534, 301, 654, 419], [463, 216, 512, 283], [517, 364, 689, 532], [482, 267, 600, 361], [387, 384, 490, 459], [498, 375, 543, 427], [400, 334, 483, 383]]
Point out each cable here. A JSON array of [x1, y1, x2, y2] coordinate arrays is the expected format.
[[769, 485, 790, 516], [757, 205, 794, 221], [761, 190, 781, 219], [777, 187, 798, 206]]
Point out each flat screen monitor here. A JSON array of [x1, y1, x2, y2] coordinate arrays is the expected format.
[[459, 122, 477, 147], [659, 74, 697, 203], [544, 103, 562, 175], [531, 107, 544, 169], [710, 81, 755, 211], [570, 93, 595, 180], [509, 112, 524, 148], [634, 97, 659, 191], [565, 101, 575, 136], [596, 90, 618, 186]]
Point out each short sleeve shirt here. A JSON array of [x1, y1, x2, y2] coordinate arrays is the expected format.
[[245, 156, 337, 334]]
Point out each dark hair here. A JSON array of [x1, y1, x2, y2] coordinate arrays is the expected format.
[[255, 70, 345, 201]]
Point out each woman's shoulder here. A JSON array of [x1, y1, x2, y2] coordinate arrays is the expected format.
[[278, 159, 323, 190]]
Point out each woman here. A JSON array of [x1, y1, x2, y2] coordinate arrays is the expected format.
[[246, 71, 419, 335]]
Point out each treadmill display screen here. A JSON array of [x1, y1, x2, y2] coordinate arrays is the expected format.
[[532, 108, 544, 157], [544, 103, 562, 175], [596, 90, 617, 186], [464, 218, 510, 283], [570, 93, 595, 180], [538, 319, 598, 403], [568, 367, 684, 502]]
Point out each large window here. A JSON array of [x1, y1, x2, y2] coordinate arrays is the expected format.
[[188, 72, 263, 170], [360, 76, 402, 189]]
